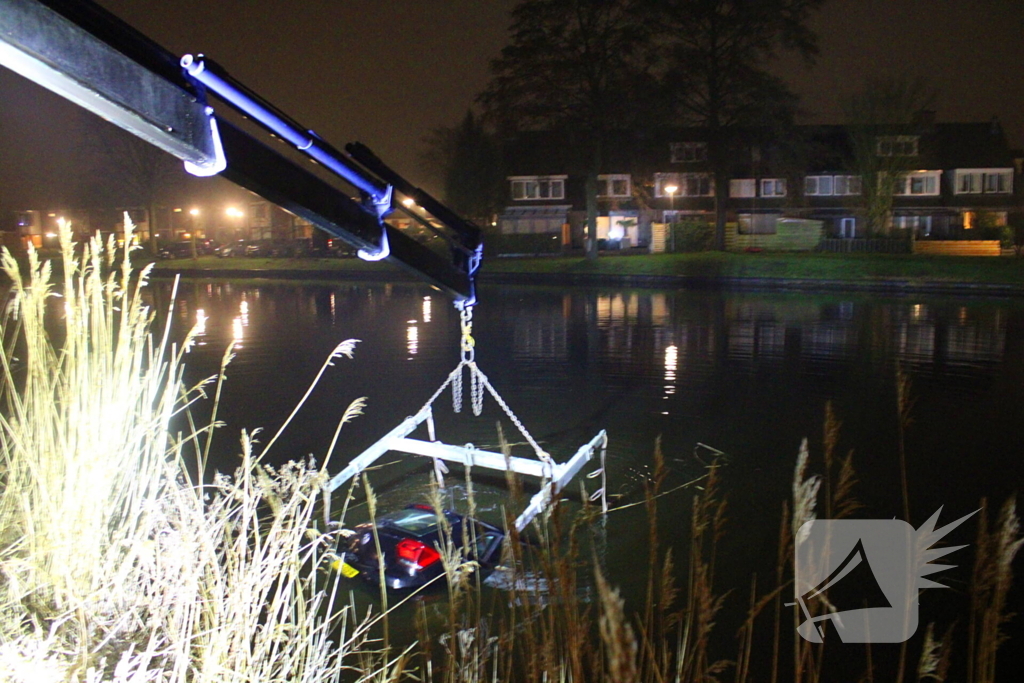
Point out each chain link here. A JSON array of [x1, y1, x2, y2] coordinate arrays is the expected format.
[[459, 305, 475, 363], [453, 304, 476, 413], [443, 302, 549, 461], [452, 366, 463, 413], [471, 363, 483, 416], [474, 367, 551, 464]]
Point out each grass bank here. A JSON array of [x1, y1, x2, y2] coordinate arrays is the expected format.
[[149, 252, 1024, 290]]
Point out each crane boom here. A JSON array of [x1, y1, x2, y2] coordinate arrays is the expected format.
[[0, 0, 481, 302]]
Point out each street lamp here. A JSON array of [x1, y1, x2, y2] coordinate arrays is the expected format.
[[188, 208, 200, 259], [664, 183, 678, 252], [225, 207, 244, 241]]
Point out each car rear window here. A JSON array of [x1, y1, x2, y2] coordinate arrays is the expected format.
[[380, 508, 441, 535]]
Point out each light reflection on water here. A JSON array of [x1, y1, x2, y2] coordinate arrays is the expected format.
[[152, 280, 1024, 617], [156, 282, 1019, 480]]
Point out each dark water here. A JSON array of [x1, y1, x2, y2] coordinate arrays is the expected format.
[[155, 279, 1023, 665]]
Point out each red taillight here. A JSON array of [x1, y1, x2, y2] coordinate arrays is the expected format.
[[396, 538, 440, 569]]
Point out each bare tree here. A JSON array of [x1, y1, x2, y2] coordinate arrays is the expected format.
[[420, 110, 505, 227], [842, 75, 938, 236], [83, 121, 185, 253]]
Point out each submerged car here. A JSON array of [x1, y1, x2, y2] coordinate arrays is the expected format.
[[334, 504, 505, 591]]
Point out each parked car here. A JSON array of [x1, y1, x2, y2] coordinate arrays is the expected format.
[[216, 239, 247, 257], [157, 241, 195, 259], [196, 238, 220, 255], [334, 504, 504, 591], [244, 240, 266, 257]]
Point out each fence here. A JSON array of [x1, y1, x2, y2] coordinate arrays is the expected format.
[[818, 238, 912, 254], [913, 240, 1001, 257]]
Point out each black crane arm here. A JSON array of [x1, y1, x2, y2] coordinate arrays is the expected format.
[[0, 0, 481, 302]]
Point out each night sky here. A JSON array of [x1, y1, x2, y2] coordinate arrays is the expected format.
[[1, 0, 1022, 210]]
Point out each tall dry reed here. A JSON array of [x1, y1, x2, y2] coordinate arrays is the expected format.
[[0, 220, 374, 682]]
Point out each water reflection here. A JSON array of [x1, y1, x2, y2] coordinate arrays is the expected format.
[[195, 308, 207, 344], [663, 344, 678, 410], [161, 284, 1013, 399], [407, 323, 418, 357], [155, 282, 1018, 492]]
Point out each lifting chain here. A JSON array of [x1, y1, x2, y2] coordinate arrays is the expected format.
[[459, 304, 475, 364], [427, 301, 549, 463], [452, 304, 483, 415]]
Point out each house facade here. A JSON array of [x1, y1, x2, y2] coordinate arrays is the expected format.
[[497, 117, 1022, 250]]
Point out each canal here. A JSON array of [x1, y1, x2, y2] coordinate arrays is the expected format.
[[155, 278, 1023, 658]]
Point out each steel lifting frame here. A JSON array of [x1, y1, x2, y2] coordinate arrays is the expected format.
[[326, 404, 607, 532], [0, 0, 481, 302]]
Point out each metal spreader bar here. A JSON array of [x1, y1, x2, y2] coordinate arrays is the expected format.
[[326, 403, 607, 532], [513, 430, 607, 532]]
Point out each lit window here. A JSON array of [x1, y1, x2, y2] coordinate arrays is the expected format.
[[597, 174, 632, 198], [510, 176, 566, 201], [804, 175, 834, 196], [760, 179, 787, 197], [670, 142, 707, 163], [655, 173, 713, 197], [729, 179, 756, 198], [877, 135, 919, 157]]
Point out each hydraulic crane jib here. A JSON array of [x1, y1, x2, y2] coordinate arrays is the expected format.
[[0, 0, 482, 303]]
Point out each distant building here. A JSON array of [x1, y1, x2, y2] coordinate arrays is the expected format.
[[497, 117, 1022, 250], [244, 199, 315, 242]]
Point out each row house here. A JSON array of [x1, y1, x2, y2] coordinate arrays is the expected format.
[[497, 116, 1022, 249], [243, 199, 315, 242]]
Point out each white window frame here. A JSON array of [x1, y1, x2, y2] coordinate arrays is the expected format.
[[954, 168, 1013, 195], [892, 171, 941, 196], [597, 174, 632, 198], [729, 179, 756, 198], [956, 171, 981, 194], [760, 178, 787, 197], [655, 173, 714, 198], [804, 175, 834, 196], [670, 142, 708, 163], [834, 175, 862, 196], [876, 135, 919, 157], [509, 175, 567, 201]]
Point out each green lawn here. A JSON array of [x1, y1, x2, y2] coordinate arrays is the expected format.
[[148, 252, 1024, 287]]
